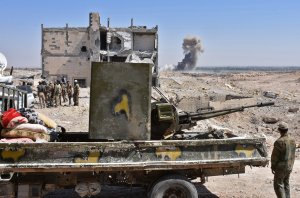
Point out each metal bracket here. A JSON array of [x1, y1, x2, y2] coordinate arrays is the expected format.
[[0, 172, 14, 181]]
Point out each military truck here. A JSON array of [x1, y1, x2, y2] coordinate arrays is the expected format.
[[0, 62, 273, 198]]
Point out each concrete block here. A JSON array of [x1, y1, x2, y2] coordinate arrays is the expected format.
[[89, 62, 152, 140]]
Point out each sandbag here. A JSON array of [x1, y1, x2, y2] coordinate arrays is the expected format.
[[37, 112, 57, 129], [1, 129, 50, 142], [6, 116, 28, 129], [14, 123, 48, 134], [1, 108, 21, 128]]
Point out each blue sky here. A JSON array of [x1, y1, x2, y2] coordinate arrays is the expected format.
[[1, 0, 300, 67]]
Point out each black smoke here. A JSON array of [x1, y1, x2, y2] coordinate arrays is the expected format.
[[174, 36, 203, 70]]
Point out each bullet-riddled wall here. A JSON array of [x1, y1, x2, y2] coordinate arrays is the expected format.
[[41, 13, 100, 87], [41, 12, 158, 87]]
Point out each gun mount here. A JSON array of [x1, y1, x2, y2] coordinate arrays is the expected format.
[[150, 95, 274, 140]]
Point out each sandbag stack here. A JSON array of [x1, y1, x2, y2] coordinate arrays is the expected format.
[[0, 108, 60, 142]]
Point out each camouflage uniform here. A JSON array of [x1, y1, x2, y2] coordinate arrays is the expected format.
[[61, 83, 68, 103], [37, 82, 46, 108], [73, 82, 80, 106], [46, 82, 55, 107], [66, 81, 73, 106], [271, 122, 296, 198], [53, 82, 62, 107]]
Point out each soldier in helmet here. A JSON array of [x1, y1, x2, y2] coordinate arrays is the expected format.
[[73, 80, 80, 106], [271, 122, 296, 198], [45, 81, 54, 107], [37, 81, 46, 108], [53, 80, 62, 107], [66, 80, 73, 106], [61, 82, 68, 103]]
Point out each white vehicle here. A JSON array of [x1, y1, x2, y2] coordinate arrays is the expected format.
[[16, 84, 35, 108], [0, 84, 34, 112]]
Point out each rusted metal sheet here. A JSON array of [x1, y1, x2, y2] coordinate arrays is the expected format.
[[0, 138, 268, 173], [0, 182, 14, 197], [89, 62, 152, 140]]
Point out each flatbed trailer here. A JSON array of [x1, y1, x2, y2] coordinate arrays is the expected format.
[[0, 137, 268, 197]]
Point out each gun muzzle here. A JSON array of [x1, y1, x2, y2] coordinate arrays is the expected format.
[[257, 102, 275, 107]]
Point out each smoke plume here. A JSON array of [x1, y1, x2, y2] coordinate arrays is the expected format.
[[174, 36, 203, 70]]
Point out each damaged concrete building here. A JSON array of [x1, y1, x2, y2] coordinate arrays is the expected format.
[[41, 12, 158, 87]]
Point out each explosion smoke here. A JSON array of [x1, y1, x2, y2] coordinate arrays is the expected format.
[[174, 36, 203, 70]]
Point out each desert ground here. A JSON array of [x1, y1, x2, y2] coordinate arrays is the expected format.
[[8, 68, 300, 197]]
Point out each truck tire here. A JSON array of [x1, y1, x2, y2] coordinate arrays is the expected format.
[[149, 175, 198, 198]]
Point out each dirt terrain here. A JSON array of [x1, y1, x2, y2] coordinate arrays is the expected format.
[[9, 68, 300, 197]]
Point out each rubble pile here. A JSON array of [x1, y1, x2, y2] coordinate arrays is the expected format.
[[159, 70, 300, 144]]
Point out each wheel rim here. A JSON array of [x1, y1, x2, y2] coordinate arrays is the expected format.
[[163, 187, 188, 198]]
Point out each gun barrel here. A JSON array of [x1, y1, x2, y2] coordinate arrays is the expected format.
[[181, 101, 274, 121], [254, 101, 275, 107]]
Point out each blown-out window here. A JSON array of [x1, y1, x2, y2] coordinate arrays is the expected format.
[[109, 36, 122, 51]]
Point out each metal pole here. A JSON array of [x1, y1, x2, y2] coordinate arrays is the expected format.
[[12, 90, 15, 109], [1, 87, 4, 112], [7, 89, 10, 110], [107, 18, 110, 62]]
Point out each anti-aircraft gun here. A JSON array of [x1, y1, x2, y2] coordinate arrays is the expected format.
[[151, 86, 275, 140], [0, 62, 275, 198]]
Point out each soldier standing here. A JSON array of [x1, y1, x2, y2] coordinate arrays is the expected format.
[[53, 81, 62, 107], [66, 81, 73, 106], [271, 122, 296, 198], [49, 81, 55, 107], [37, 81, 46, 108], [61, 82, 68, 103], [73, 80, 80, 106], [45, 82, 51, 107]]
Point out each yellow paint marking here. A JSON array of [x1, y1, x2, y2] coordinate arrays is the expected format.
[[235, 145, 255, 158], [74, 151, 100, 163], [1, 149, 25, 162], [156, 147, 182, 161], [114, 94, 130, 120]]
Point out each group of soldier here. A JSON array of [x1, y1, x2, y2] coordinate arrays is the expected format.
[[37, 79, 80, 108]]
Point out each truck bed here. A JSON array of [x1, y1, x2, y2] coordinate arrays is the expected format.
[[0, 137, 268, 174]]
